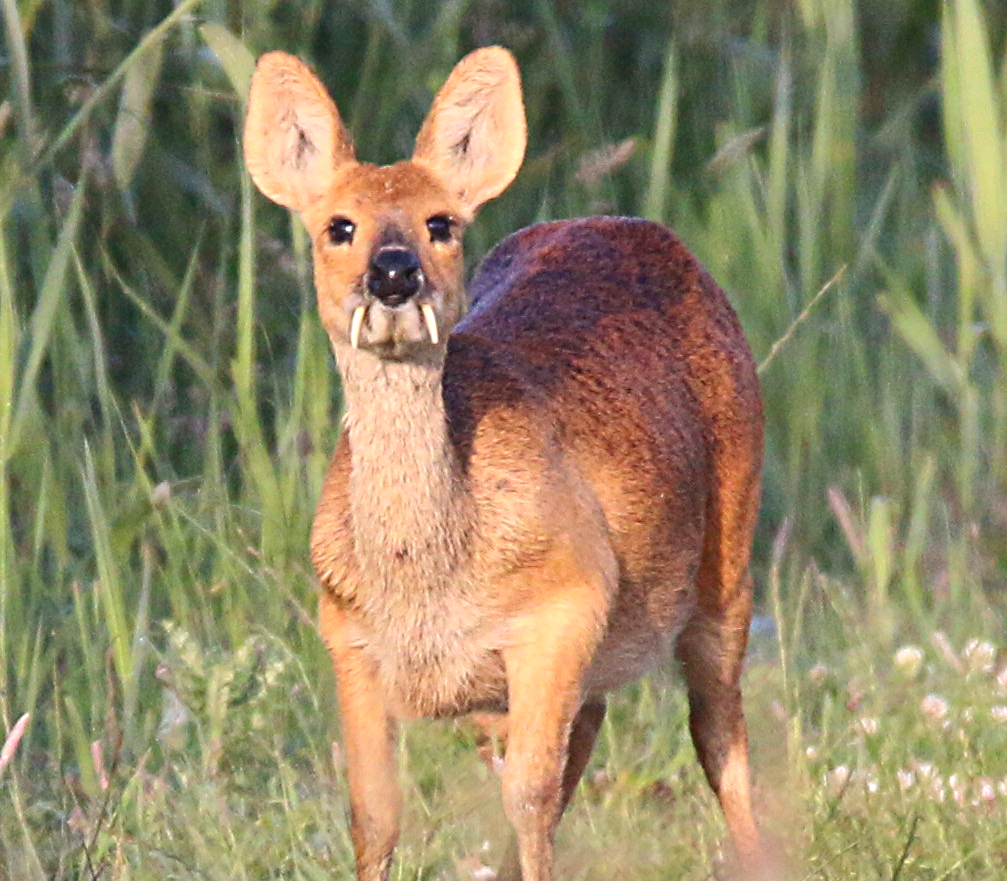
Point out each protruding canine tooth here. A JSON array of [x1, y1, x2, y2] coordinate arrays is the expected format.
[[420, 303, 439, 345], [350, 305, 366, 349]]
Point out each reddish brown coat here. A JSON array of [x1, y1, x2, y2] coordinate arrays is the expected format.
[[246, 45, 770, 881]]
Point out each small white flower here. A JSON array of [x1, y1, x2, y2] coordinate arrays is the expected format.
[[897, 769, 915, 791], [975, 778, 996, 805], [827, 765, 851, 794], [857, 717, 880, 736], [928, 775, 947, 802], [949, 773, 966, 806], [806, 746, 820, 761], [962, 639, 996, 674], [921, 693, 949, 724], [991, 706, 1007, 724], [150, 481, 171, 506], [893, 646, 924, 678], [996, 665, 1007, 696], [808, 663, 829, 684]]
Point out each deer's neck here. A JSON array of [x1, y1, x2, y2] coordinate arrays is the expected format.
[[336, 348, 472, 588]]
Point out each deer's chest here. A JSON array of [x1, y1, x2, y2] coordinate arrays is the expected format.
[[347, 582, 510, 718]]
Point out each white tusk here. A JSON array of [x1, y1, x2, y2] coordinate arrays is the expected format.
[[420, 303, 439, 345], [350, 305, 366, 349]]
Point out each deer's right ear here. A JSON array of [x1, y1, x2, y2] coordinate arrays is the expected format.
[[243, 52, 355, 212]]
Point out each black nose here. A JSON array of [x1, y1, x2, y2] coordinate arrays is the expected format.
[[367, 248, 422, 306]]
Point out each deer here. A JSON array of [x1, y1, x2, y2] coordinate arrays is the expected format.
[[244, 45, 767, 881]]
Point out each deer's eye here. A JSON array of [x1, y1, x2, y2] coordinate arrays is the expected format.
[[426, 214, 454, 244], [327, 217, 356, 245]]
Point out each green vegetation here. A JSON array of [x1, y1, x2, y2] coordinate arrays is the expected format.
[[2, 0, 1006, 877]]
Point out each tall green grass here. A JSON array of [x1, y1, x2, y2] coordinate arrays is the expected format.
[[1, 0, 1006, 877]]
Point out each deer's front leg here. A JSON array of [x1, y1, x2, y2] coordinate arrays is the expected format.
[[320, 592, 400, 881], [500, 580, 609, 881]]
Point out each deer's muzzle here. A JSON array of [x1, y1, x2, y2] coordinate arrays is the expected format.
[[367, 247, 423, 306]]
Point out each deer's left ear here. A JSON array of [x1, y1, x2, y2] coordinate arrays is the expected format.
[[244, 52, 356, 213], [412, 46, 526, 215]]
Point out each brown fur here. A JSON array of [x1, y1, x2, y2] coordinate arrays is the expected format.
[[245, 46, 768, 881]]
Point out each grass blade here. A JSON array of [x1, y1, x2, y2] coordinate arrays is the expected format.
[[111, 34, 165, 194], [199, 23, 256, 105], [80, 442, 133, 692], [643, 41, 678, 222], [4, 171, 86, 461]]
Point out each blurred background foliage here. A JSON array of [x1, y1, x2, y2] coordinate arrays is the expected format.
[[2, 0, 1007, 877]]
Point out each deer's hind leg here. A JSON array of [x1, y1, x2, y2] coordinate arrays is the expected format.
[[675, 446, 766, 870], [676, 572, 762, 865]]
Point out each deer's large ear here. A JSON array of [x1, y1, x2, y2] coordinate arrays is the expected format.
[[412, 46, 526, 214], [243, 52, 355, 212]]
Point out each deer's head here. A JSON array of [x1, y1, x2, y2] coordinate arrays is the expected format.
[[243, 47, 526, 361]]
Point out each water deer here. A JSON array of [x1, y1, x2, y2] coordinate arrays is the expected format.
[[244, 46, 767, 881]]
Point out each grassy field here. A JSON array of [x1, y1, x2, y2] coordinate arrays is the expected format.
[[2, 0, 1007, 878]]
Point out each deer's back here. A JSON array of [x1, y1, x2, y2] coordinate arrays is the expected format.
[[457, 216, 761, 465], [462, 216, 752, 379]]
